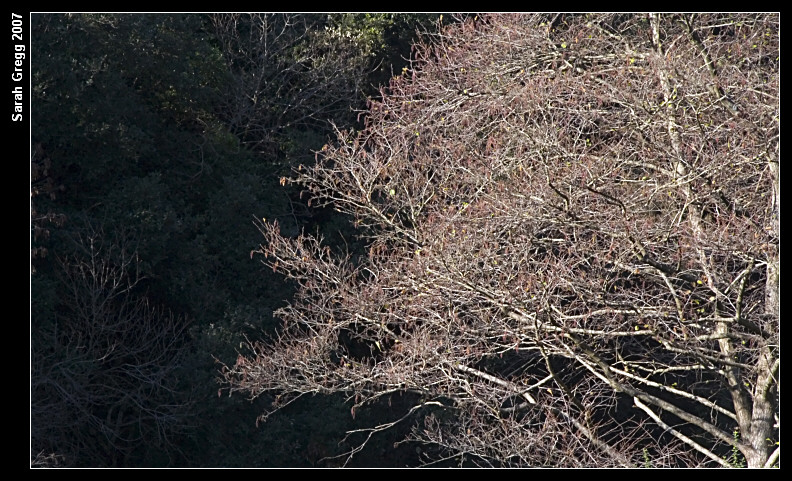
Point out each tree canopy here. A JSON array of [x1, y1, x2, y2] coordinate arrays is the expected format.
[[222, 13, 779, 468]]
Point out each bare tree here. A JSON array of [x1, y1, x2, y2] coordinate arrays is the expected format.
[[221, 14, 778, 467], [209, 13, 377, 158], [31, 226, 192, 467]]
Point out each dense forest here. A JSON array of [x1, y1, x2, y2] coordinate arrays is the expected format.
[[30, 13, 778, 468], [30, 12, 447, 467]]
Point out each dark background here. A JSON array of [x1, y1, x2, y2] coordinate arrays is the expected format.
[[29, 12, 453, 467]]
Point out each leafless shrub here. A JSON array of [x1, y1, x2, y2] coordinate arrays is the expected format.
[[31, 227, 192, 467]]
